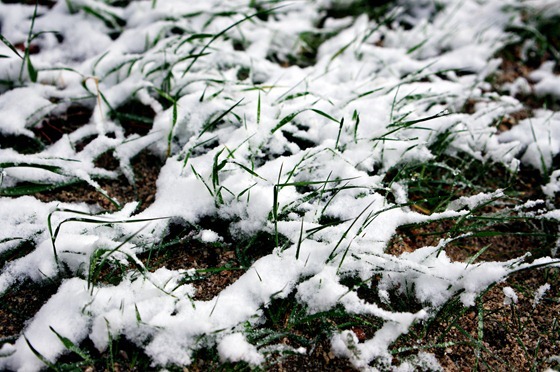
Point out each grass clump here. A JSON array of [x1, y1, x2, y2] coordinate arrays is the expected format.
[[53, 336, 153, 372]]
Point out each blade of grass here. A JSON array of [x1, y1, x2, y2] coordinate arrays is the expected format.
[[182, 5, 288, 76], [0, 34, 23, 59], [49, 326, 93, 364], [24, 335, 59, 371], [198, 98, 244, 138], [18, 0, 39, 83]]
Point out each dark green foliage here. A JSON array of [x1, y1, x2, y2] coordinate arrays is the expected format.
[[322, 0, 395, 22], [55, 336, 153, 371]]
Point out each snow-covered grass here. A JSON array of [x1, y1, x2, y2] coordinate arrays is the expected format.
[[0, 0, 559, 370]]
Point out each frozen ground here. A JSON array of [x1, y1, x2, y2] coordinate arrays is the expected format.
[[0, 0, 559, 370]]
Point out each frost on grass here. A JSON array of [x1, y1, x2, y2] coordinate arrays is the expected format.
[[0, 0, 559, 370]]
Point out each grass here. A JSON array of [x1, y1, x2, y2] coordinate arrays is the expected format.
[[0, 0, 559, 370]]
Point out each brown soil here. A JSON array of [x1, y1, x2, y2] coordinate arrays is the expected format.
[[33, 150, 162, 213], [138, 223, 284, 301], [32, 104, 94, 147], [384, 156, 559, 370], [184, 342, 357, 372], [385, 164, 559, 370], [387, 224, 559, 369], [493, 42, 560, 112], [0, 104, 94, 155], [0, 133, 44, 154], [266, 339, 357, 372], [494, 45, 536, 87], [0, 280, 60, 342], [0, 100, 161, 212], [392, 267, 560, 371], [497, 108, 533, 132], [141, 238, 244, 302], [388, 216, 553, 264]]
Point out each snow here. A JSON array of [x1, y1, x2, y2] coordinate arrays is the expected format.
[[197, 229, 221, 243], [394, 352, 443, 372], [543, 170, 560, 198], [503, 286, 519, 305], [534, 283, 551, 307], [530, 61, 560, 98], [0, 0, 558, 370], [0, 87, 52, 136], [217, 333, 264, 365], [498, 110, 560, 173], [0, 279, 90, 372]]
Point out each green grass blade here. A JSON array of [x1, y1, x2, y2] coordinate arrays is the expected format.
[[271, 110, 306, 133], [198, 98, 244, 138], [257, 91, 261, 125], [0, 34, 23, 59], [0, 180, 80, 197], [26, 54, 38, 82], [182, 5, 287, 76], [310, 108, 339, 123], [24, 335, 59, 371], [49, 326, 93, 363], [296, 218, 304, 259]]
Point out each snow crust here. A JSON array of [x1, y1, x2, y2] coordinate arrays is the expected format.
[[0, 0, 559, 370]]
